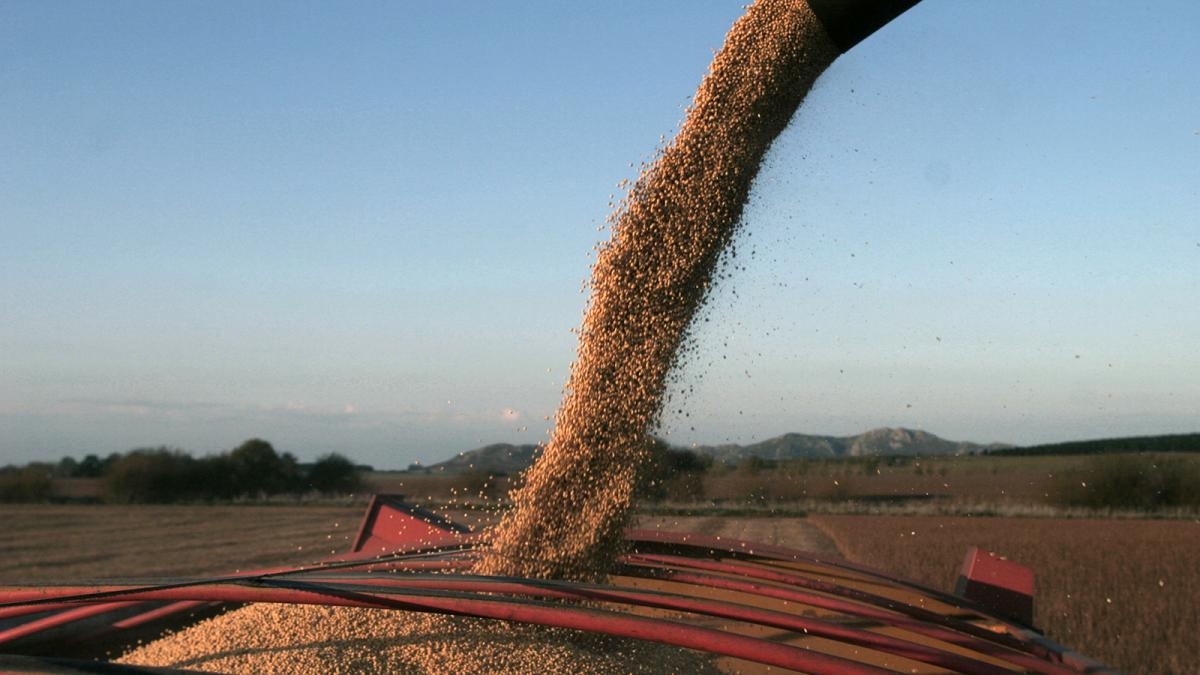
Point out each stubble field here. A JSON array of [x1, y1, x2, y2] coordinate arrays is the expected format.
[[0, 504, 362, 582], [810, 515, 1200, 675]]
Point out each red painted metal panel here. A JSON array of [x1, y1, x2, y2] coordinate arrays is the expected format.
[[618, 562, 1078, 675], [624, 552, 1045, 656], [0, 602, 84, 621], [350, 494, 469, 555], [110, 601, 215, 630], [956, 546, 1036, 626], [627, 528, 1021, 626], [0, 603, 133, 644]]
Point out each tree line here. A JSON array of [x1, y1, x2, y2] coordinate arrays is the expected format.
[[0, 439, 364, 503], [988, 432, 1200, 456]]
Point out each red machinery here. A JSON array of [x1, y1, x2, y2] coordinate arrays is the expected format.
[[0, 495, 1112, 673]]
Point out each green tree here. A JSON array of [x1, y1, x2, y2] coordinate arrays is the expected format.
[[638, 437, 712, 502], [76, 454, 106, 477], [56, 456, 78, 478], [227, 438, 289, 496], [307, 453, 362, 495], [103, 448, 198, 503]]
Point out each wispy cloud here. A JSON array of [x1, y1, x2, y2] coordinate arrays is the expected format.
[[17, 397, 541, 430]]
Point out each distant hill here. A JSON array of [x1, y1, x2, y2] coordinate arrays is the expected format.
[[692, 427, 1009, 463], [429, 428, 1007, 473], [987, 433, 1200, 457], [426, 443, 541, 475]]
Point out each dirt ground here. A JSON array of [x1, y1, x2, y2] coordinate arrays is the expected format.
[[634, 514, 841, 556], [0, 505, 841, 583], [0, 504, 362, 582]]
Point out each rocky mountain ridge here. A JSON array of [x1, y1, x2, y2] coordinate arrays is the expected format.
[[425, 428, 1009, 474], [691, 427, 1009, 464]]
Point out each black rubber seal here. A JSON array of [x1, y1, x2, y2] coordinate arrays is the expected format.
[[807, 0, 921, 52]]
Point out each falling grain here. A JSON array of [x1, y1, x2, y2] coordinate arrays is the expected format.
[[478, 0, 839, 580]]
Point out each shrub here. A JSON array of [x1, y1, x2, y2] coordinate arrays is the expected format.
[[457, 468, 500, 500], [0, 464, 54, 502], [638, 439, 712, 502], [659, 472, 707, 502], [103, 448, 199, 503], [1048, 454, 1200, 510], [737, 455, 765, 475], [859, 457, 881, 476]]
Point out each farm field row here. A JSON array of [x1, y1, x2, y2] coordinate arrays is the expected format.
[[0, 504, 362, 582]]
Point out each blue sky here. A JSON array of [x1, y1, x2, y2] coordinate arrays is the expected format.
[[2, 1, 1197, 468]]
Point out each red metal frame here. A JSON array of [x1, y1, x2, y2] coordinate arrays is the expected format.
[[956, 546, 1036, 626]]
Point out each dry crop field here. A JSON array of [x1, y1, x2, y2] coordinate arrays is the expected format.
[[810, 515, 1200, 675], [700, 452, 1200, 508], [0, 504, 362, 582]]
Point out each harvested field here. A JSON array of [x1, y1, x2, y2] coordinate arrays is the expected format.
[[810, 515, 1200, 675], [0, 505, 837, 580], [0, 504, 361, 582], [634, 514, 840, 556]]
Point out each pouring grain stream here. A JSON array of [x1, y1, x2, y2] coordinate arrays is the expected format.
[[476, 0, 840, 580], [118, 1, 914, 670]]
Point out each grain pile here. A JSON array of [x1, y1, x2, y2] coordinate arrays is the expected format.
[[119, 604, 721, 675], [477, 0, 839, 580]]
